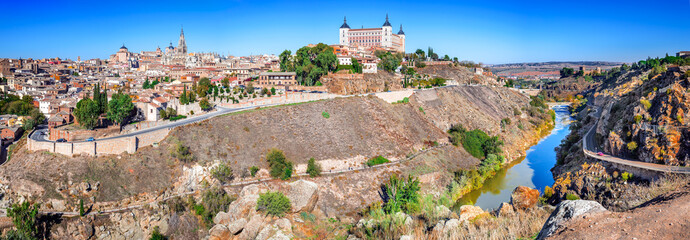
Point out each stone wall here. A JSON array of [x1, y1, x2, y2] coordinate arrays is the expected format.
[[72, 142, 96, 156], [219, 92, 339, 108], [28, 128, 170, 157], [374, 90, 415, 103]]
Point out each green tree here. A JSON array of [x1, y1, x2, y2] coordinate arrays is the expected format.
[[221, 77, 230, 89], [6, 201, 39, 239], [306, 158, 321, 177], [106, 93, 134, 125], [351, 57, 362, 73], [560, 67, 574, 78], [415, 49, 426, 60], [29, 108, 45, 124], [199, 98, 211, 110], [143, 79, 151, 89], [74, 98, 100, 129], [266, 149, 293, 180], [270, 87, 276, 95], [196, 78, 212, 97], [279, 50, 294, 72], [21, 95, 33, 104], [180, 88, 188, 105]]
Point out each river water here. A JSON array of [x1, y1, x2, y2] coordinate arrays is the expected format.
[[457, 106, 573, 210]]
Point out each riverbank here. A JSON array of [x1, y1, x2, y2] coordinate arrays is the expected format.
[[459, 106, 572, 209], [446, 106, 560, 206]]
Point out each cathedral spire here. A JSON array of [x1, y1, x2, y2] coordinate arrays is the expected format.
[[177, 26, 187, 54]]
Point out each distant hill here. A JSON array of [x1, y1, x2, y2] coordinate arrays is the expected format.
[[490, 61, 625, 78]]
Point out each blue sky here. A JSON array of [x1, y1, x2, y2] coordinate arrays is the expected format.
[[1, 0, 689, 64]]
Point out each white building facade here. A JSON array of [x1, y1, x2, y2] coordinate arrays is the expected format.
[[338, 15, 406, 53]]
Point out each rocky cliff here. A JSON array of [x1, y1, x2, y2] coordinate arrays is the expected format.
[[0, 85, 552, 239]]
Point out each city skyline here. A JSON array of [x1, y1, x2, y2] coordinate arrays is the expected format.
[[1, 0, 689, 64]]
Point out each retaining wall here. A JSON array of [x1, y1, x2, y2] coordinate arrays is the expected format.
[[28, 128, 170, 157], [374, 90, 415, 103]]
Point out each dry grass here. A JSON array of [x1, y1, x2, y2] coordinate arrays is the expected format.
[[352, 207, 551, 240], [622, 174, 690, 209]]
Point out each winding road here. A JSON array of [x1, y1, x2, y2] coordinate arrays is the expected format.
[[582, 106, 690, 174]]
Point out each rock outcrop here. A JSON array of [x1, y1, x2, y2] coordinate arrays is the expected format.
[[536, 200, 606, 239], [286, 180, 318, 213], [510, 186, 539, 210]]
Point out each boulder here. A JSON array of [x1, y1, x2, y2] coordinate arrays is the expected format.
[[286, 180, 318, 213], [457, 205, 486, 222], [227, 218, 248, 235], [239, 214, 265, 240], [510, 186, 539, 210], [256, 225, 278, 240], [267, 230, 292, 240], [536, 200, 607, 240], [227, 184, 267, 221], [275, 218, 292, 233], [209, 224, 230, 240], [213, 211, 231, 225], [399, 235, 413, 240], [434, 205, 452, 219], [495, 202, 514, 217]]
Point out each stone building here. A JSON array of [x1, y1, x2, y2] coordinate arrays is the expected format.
[[339, 15, 406, 53]]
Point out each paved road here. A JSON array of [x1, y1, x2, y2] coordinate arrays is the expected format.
[[29, 103, 298, 143], [582, 106, 690, 174]]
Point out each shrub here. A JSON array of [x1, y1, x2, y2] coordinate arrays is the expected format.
[[566, 193, 580, 200], [500, 118, 511, 129], [518, 123, 524, 130], [169, 115, 187, 121], [211, 163, 234, 183], [627, 141, 638, 151], [171, 142, 194, 162], [250, 166, 259, 177], [461, 130, 488, 158], [322, 111, 330, 118], [266, 149, 293, 180], [79, 199, 85, 216], [149, 226, 168, 240], [677, 113, 684, 124], [165, 197, 187, 213], [306, 158, 321, 177], [529, 95, 548, 109], [640, 99, 652, 110], [193, 187, 235, 225], [543, 186, 554, 198], [513, 107, 521, 116], [256, 191, 291, 217], [448, 125, 503, 159], [380, 175, 421, 214], [622, 172, 632, 181], [634, 115, 642, 123], [366, 156, 390, 167], [419, 107, 425, 114]]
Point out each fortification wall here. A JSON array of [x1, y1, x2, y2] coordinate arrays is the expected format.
[[72, 142, 96, 156], [136, 129, 170, 147]]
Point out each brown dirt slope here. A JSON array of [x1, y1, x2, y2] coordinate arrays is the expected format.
[[174, 95, 447, 171], [547, 188, 690, 240], [0, 85, 545, 209]]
